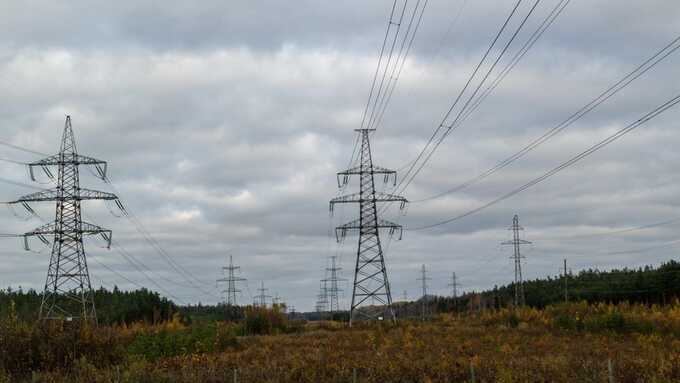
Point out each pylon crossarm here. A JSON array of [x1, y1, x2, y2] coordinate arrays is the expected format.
[[29, 153, 107, 168], [336, 165, 397, 187], [330, 192, 408, 205], [501, 239, 532, 245], [23, 221, 112, 250], [11, 188, 118, 203], [335, 218, 403, 241]]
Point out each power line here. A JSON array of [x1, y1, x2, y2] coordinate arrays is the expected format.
[[359, 0, 401, 130], [364, 0, 410, 131], [534, 217, 680, 241], [389, 0, 541, 208], [414, 32, 680, 202], [392, 0, 526, 194], [410, 92, 680, 230], [369, 0, 430, 131], [0, 139, 47, 156]]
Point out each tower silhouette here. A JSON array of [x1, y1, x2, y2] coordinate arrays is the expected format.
[[321, 255, 346, 314], [10, 116, 118, 321], [502, 215, 531, 307], [216, 255, 246, 305], [330, 129, 407, 325]]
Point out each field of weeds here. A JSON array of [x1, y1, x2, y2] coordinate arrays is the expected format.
[[1, 302, 679, 382]]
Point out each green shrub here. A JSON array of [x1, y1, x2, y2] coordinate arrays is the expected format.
[[127, 322, 239, 360], [243, 306, 288, 335]]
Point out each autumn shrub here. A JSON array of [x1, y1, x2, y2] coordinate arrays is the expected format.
[[0, 317, 126, 377], [242, 306, 288, 335], [127, 321, 239, 360]]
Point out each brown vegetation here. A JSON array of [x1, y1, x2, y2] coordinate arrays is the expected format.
[[1, 302, 679, 382]]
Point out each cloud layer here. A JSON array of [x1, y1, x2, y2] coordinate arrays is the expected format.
[[1, 0, 679, 310]]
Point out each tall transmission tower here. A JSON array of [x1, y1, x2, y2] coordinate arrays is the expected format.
[[9, 116, 119, 322], [501, 215, 532, 307], [216, 255, 246, 306], [321, 255, 347, 314], [254, 281, 271, 308], [417, 264, 431, 321], [330, 129, 407, 326]]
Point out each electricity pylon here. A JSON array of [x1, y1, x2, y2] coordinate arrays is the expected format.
[[321, 255, 346, 314], [315, 279, 329, 314], [417, 264, 431, 321], [330, 129, 407, 326], [448, 271, 461, 310], [9, 116, 119, 322], [501, 215, 532, 307], [216, 255, 246, 306], [448, 272, 460, 298], [254, 281, 271, 308]]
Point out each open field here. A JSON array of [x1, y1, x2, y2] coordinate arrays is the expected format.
[[1, 302, 680, 382]]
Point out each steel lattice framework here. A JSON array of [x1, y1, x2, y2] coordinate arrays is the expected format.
[[330, 129, 407, 326], [321, 255, 346, 314], [216, 255, 246, 306], [10, 116, 118, 322], [502, 214, 531, 307]]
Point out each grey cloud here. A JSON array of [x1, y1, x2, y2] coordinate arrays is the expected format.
[[0, 1, 679, 310]]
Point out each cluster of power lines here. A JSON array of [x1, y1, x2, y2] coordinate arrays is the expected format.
[[326, 0, 680, 317]]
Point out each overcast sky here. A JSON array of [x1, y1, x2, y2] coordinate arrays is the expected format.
[[0, 0, 679, 311]]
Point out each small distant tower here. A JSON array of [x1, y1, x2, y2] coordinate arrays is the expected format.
[[321, 256, 347, 314], [254, 281, 271, 308], [315, 280, 329, 314], [216, 255, 247, 306], [502, 215, 532, 307], [448, 272, 461, 311], [417, 264, 431, 321]]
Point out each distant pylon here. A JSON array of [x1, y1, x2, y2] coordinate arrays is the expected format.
[[448, 272, 460, 298], [315, 279, 329, 313], [9, 116, 119, 322], [417, 264, 431, 321], [448, 272, 461, 311], [321, 255, 347, 314], [330, 129, 407, 326], [216, 255, 246, 305], [254, 281, 271, 308], [501, 215, 532, 307]]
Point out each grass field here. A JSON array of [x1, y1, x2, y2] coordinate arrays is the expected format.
[[1, 302, 680, 382]]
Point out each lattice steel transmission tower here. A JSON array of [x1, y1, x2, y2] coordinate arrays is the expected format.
[[501, 215, 532, 307], [321, 255, 346, 314], [254, 281, 271, 308], [417, 264, 431, 321], [448, 272, 460, 298], [216, 255, 246, 306], [448, 271, 461, 311], [9, 116, 119, 322], [330, 129, 407, 326], [315, 279, 329, 313]]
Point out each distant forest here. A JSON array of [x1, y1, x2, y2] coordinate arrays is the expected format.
[[425, 259, 680, 316], [2, 260, 679, 323], [0, 286, 177, 324]]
